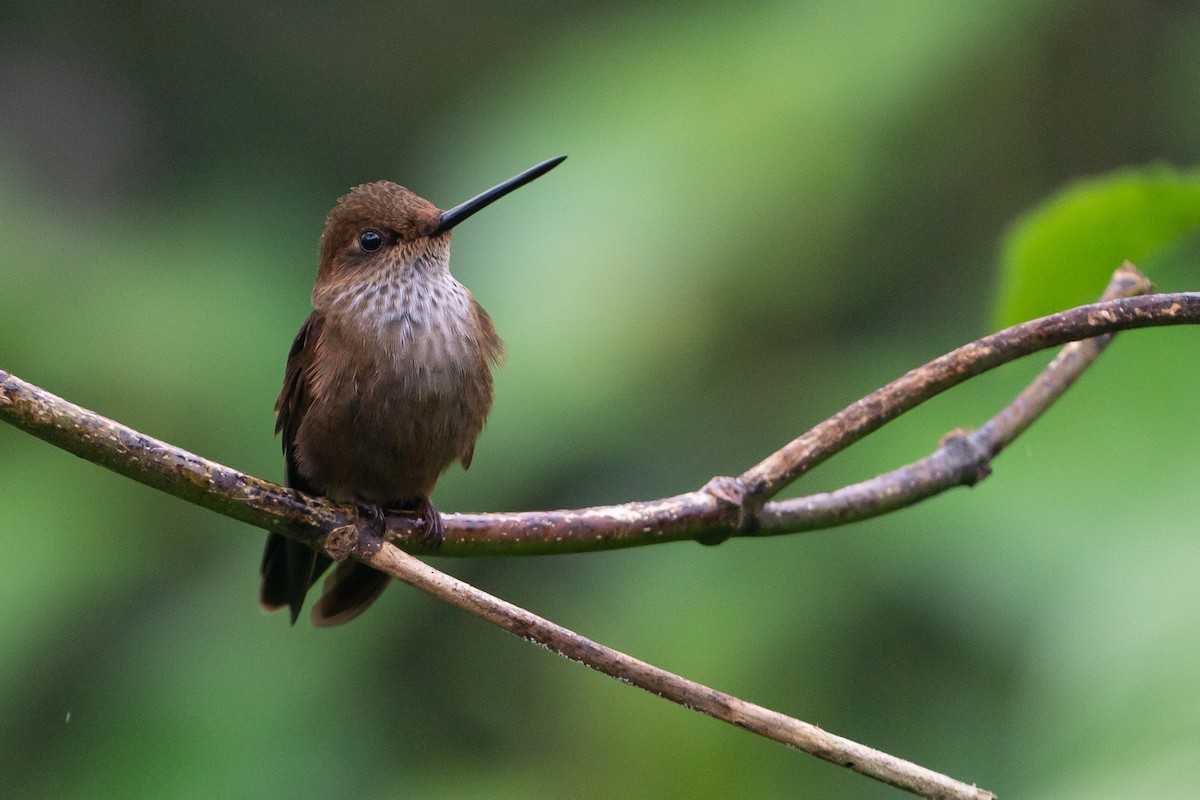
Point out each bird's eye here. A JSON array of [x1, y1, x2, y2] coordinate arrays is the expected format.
[[358, 230, 385, 252]]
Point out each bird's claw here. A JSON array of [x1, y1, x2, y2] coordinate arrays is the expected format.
[[354, 502, 388, 541], [416, 497, 444, 549]]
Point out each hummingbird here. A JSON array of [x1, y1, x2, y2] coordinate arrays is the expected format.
[[259, 155, 566, 627]]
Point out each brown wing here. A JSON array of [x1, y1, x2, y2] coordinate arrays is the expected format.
[[259, 312, 333, 623], [459, 296, 504, 472], [274, 312, 321, 487]]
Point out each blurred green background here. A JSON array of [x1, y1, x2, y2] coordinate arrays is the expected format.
[[3, 2, 1200, 798]]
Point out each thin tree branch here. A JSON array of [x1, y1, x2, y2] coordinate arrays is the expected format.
[[759, 262, 1152, 532], [738, 269, 1190, 509], [0, 371, 349, 553], [362, 541, 997, 800], [418, 268, 1188, 550]]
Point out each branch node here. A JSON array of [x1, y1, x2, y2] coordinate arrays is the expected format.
[[323, 524, 359, 561], [938, 428, 992, 486], [697, 475, 758, 544]]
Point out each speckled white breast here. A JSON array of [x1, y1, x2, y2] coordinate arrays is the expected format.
[[315, 264, 481, 397]]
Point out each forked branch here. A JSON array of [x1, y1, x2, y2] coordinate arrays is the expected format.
[[2, 264, 1194, 799]]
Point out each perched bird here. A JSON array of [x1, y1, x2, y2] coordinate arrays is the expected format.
[[260, 156, 566, 626]]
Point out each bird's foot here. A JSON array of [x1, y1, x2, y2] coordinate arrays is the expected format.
[[415, 496, 444, 550], [354, 502, 388, 542], [380, 497, 443, 550]]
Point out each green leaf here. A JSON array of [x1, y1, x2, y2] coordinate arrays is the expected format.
[[995, 166, 1200, 326]]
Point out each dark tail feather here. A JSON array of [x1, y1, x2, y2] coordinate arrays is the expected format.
[[259, 533, 332, 624], [310, 561, 391, 627]]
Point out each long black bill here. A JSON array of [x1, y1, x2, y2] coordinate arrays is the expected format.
[[433, 155, 567, 234]]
